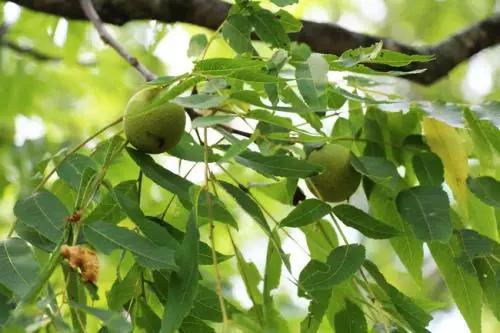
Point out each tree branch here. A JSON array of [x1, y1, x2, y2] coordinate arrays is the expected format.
[[4, 0, 500, 84], [78, 0, 156, 81]]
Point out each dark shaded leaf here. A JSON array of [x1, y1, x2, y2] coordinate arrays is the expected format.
[[333, 204, 401, 239], [236, 151, 323, 178], [161, 214, 199, 333], [363, 260, 432, 331], [14, 190, 68, 243], [300, 245, 365, 292], [83, 221, 178, 271], [280, 199, 331, 228], [0, 238, 39, 298], [334, 299, 367, 333], [412, 152, 444, 186], [467, 176, 500, 208], [396, 186, 452, 242]]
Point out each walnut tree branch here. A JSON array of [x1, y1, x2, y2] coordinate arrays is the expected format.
[[78, 0, 156, 81], [4, 0, 500, 84]]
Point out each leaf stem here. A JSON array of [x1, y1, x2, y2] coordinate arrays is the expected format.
[[203, 127, 228, 331]]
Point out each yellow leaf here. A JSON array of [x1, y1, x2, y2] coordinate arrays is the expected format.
[[422, 118, 469, 216]]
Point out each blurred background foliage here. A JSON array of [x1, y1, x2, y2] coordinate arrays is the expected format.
[[1, 0, 500, 331]]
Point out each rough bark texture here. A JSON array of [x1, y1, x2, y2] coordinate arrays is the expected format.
[[3, 0, 500, 85]]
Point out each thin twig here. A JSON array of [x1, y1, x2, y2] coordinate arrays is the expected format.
[[203, 128, 229, 331], [78, 0, 156, 81]]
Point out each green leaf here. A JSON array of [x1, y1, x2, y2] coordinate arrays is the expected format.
[[234, 246, 263, 305], [191, 115, 235, 129], [235, 151, 323, 178], [474, 257, 500, 321], [251, 9, 290, 49], [467, 176, 500, 208], [14, 190, 68, 243], [369, 185, 423, 284], [280, 199, 331, 228], [146, 217, 232, 266], [271, 0, 298, 6], [458, 229, 499, 259], [363, 260, 432, 331], [429, 238, 482, 333], [218, 181, 270, 233], [228, 69, 285, 83], [246, 110, 294, 130], [412, 152, 444, 186], [114, 183, 179, 250], [350, 155, 404, 193], [334, 299, 367, 333], [107, 264, 142, 310], [191, 285, 225, 322], [277, 9, 302, 32], [187, 34, 208, 58], [69, 303, 132, 333], [181, 316, 215, 333], [222, 14, 254, 54], [302, 220, 338, 261], [85, 181, 135, 224], [370, 49, 434, 67], [56, 154, 98, 190], [74, 167, 97, 210], [161, 214, 199, 333], [128, 148, 237, 227], [219, 137, 253, 162], [396, 186, 452, 242], [194, 58, 265, 75], [83, 221, 178, 271], [0, 238, 39, 298], [173, 94, 225, 109], [299, 244, 365, 292], [332, 204, 401, 239], [293, 54, 329, 108], [169, 132, 220, 162], [136, 299, 162, 333], [337, 42, 383, 67], [301, 289, 332, 333]]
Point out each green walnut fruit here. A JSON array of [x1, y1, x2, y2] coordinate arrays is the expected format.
[[306, 143, 361, 202], [124, 87, 186, 154]]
